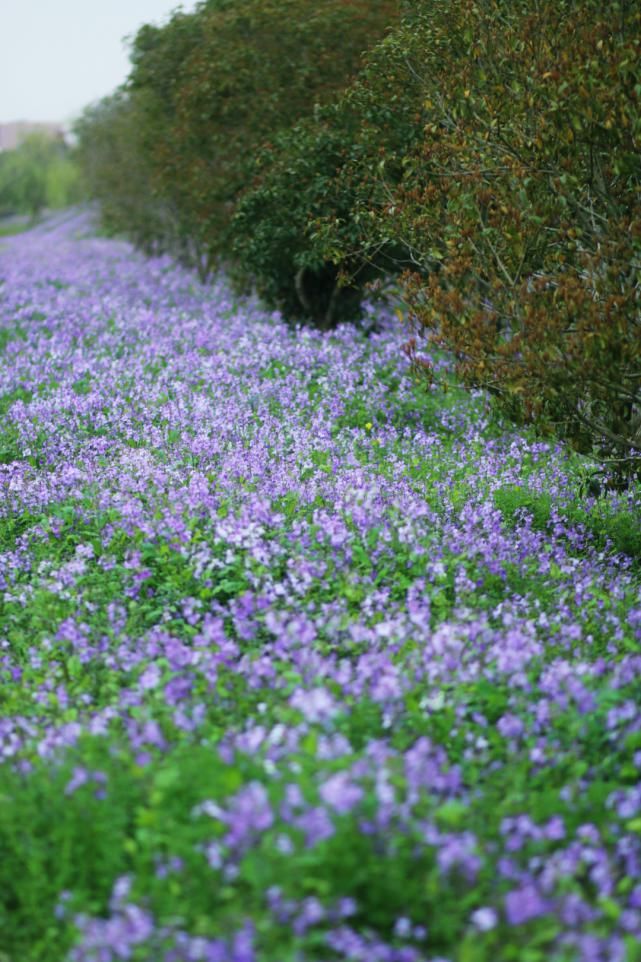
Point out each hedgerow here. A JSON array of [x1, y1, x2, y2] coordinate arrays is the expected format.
[[230, 16, 427, 324], [74, 93, 165, 254], [387, 0, 641, 478], [231, 0, 641, 471], [75, 0, 399, 280]]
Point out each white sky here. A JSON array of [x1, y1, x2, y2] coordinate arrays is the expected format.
[[0, 0, 199, 125]]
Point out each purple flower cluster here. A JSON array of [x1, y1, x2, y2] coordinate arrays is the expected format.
[[68, 876, 256, 962], [1, 212, 641, 960]]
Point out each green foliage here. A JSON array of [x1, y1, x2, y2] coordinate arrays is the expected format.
[[231, 116, 369, 325], [0, 135, 81, 219], [372, 0, 641, 479], [74, 94, 166, 252], [232, 0, 641, 468], [75, 0, 399, 287], [572, 501, 641, 565], [231, 15, 427, 322], [495, 483, 641, 564], [494, 487, 553, 531]]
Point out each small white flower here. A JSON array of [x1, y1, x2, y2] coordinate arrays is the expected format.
[[470, 906, 498, 931]]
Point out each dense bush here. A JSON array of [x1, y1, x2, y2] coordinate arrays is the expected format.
[[74, 94, 165, 253], [234, 0, 640, 472], [230, 17, 428, 324], [75, 0, 399, 280], [382, 0, 641, 477], [231, 116, 365, 327]]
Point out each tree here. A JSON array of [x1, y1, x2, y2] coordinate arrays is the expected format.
[[387, 0, 641, 477], [74, 93, 168, 254], [230, 9, 426, 323], [264, 0, 640, 472], [0, 134, 78, 220], [115, 0, 399, 279]]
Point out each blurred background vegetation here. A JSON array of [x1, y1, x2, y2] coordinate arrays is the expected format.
[[0, 133, 82, 224]]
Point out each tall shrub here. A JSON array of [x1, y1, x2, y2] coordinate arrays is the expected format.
[[74, 94, 167, 253], [100, 0, 399, 278], [384, 0, 641, 476], [231, 13, 428, 324], [275, 0, 640, 469]]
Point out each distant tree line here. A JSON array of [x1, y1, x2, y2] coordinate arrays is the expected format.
[[0, 134, 81, 220], [76, 0, 640, 477]]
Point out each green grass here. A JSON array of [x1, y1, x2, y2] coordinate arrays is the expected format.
[[0, 218, 36, 238]]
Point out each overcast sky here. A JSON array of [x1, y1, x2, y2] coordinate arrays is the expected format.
[[0, 0, 198, 125]]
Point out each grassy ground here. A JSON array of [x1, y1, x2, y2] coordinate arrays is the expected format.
[[0, 217, 35, 238]]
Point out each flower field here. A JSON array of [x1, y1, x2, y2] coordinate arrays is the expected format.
[[1, 213, 641, 961]]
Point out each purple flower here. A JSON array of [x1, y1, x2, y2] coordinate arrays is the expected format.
[[290, 686, 339, 722], [497, 714, 525, 739], [470, 907, 498, 931], [504, 885, 549, 925], [320, 771, 364, 815]]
